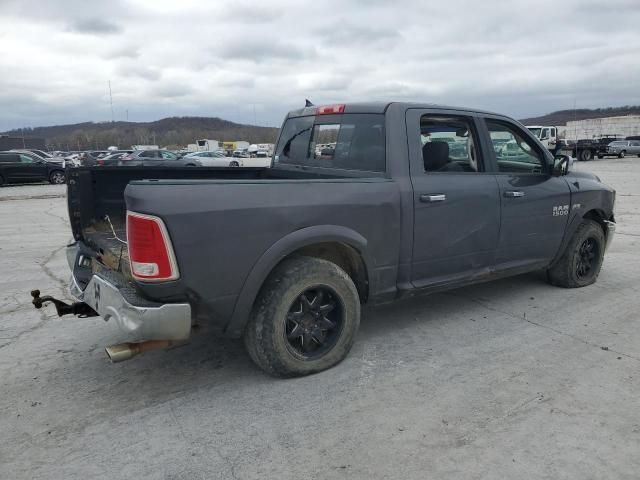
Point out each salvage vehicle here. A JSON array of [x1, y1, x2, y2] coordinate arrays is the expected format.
[[599, 140, 640, 158], [0, 151, 66, 185], [32, 102, 616, 377]]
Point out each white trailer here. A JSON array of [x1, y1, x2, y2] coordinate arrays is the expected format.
[[196, 139, 221, 152]]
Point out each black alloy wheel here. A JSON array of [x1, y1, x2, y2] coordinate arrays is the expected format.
[[576, 238, 599, 280], [284, 286, 344, 359]]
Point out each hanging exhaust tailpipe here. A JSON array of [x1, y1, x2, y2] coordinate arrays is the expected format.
[[105, 340, 174, 363]]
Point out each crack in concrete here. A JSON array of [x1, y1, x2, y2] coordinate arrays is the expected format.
[[444, 292, 640, 363]]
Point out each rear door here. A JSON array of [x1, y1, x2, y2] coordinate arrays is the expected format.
[[18, 154, 48, 181], [407, 109, 501, 288], [480, 117, 571, 268]]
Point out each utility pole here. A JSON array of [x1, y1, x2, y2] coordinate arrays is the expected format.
[[253, 104, 257, 125], [126, 109, 129, 122], [21, 128, 26, 148], [108, 80, 114, 123]]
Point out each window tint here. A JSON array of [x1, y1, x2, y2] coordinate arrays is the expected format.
[[275, 114, 385, 172], [420, 115, 481, 173], [20, 154, 36, 163], [487, 120, 546, 174], [541, 128, 549, 140], [140, 151, 156, 158], [161, 151, 176, 159]]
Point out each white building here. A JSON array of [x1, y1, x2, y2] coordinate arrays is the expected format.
[[559, 115, 640, 140]]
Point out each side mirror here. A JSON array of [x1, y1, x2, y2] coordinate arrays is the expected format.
[[553, 155, 571, 176]]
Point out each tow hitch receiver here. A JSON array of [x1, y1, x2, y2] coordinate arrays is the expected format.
[[31, 289, 98, 317]]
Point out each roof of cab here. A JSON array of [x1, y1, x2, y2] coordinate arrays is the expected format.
[[286, 101, 504, 118]]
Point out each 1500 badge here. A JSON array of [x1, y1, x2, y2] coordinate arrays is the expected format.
[[553, 205, 569, 216]]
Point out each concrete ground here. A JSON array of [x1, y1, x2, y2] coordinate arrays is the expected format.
[[1, 159, 639, 480]]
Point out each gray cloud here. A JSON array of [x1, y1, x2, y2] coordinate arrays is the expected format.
[[315, 24, 400, 46], [216, 38, 314, 62], [0, 0, 639, 130], [68, 18, 122, 35]]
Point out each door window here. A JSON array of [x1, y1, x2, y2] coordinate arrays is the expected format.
[[19, 154, 36, 163], [486, 120, 546, 174], [420, 115, 482, 173], [140, 151, 156, 158], [161, 151, 176, 160], [0, 154, 18, 163]]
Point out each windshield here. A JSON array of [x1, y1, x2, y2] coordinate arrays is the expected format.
[[527, 128, 542, 138], [274, 113, 385, 172]]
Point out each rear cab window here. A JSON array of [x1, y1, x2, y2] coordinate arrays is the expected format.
[[274, 112, 385, 173]]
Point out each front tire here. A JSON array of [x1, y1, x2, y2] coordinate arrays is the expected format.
[[49, 171, 65, 184], [619, 151, 626, 158], [229, 161, 240, 167], [547, 219, 605, 288], [244, 256, 361, 377]]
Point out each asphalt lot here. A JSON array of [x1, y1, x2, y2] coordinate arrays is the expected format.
[[1, 159, 639, 479]]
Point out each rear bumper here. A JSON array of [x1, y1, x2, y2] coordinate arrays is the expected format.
[[70, 273, 192, 342]]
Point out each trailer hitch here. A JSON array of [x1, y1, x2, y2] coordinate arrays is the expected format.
[[30, 290, 98, 318]]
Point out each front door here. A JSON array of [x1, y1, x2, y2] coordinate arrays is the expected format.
[[407, 110, 501, 288], [482, 118, 571, 268]]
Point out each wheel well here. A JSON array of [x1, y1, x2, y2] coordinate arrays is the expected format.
[[286, 242, 369, 303], [583, 209, 608, 235]]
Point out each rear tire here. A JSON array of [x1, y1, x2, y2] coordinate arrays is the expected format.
[[49, 170, 65, 184], [229, 161, 240, 167], [597, 155, 603, 159], [244, 256, 360, 377], [547, 219, 605, 288], [579, 149, 593, 161]]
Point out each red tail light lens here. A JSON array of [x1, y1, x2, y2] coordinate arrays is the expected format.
[[317, 104, 345, 115], [126, 211, 179, 281]]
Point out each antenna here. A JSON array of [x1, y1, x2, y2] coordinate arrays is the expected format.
[[108, 80, 114, 123]]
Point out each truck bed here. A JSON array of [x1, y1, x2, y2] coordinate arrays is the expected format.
[[67, 165, 362, 277]]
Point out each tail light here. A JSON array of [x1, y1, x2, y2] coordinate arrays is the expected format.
[[126, 211, 179, 282], [317, 104, 345, 115], [97, 159, 104, 166]]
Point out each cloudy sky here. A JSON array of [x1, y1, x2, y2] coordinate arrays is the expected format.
[[1, 0, 639, 130]]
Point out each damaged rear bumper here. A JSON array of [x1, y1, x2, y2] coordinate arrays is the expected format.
[[70, 274, 192, 341]]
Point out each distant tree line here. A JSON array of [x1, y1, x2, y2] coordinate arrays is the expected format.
[[520, 105, 640, 126], [3, 116, 280, 151]]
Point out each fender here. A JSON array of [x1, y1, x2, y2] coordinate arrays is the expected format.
[[549, 206, 609, 267], [223, 225, 370, 337]]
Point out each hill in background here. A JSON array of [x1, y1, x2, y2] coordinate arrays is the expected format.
[[520, 106, 640, 126], [1, 116, 280, 150]]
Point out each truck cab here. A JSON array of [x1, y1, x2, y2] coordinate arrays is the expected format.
[[526, 125, 558, 151]]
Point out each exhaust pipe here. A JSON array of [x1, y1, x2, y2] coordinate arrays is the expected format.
[[105, 340, 174, 363]]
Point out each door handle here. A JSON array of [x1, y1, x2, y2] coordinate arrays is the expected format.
[[504, 191, 525, 198], [420, 194, 446, 203]]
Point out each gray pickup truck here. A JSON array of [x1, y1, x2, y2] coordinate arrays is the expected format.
[[33, 102, 616, 377]]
